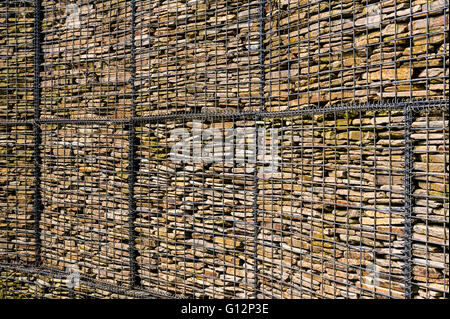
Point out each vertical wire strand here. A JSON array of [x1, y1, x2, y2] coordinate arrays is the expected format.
[[252, 0, 268, 298], [403, 105, 414, 299], [33, 0, 43, 267], [128, 0, 139, 288]]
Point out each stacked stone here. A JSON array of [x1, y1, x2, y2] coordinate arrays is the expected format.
[[264, 0, 449, 111], [134, 0, 262, 116], [1, 0, 448, 300], [256, 110, 408, 298], [39, 124, 132, 287], [411, 109, 449, 299], [0, 0, 34, 121], [40, 0, 132, 119], [0, 268, 70, 298], [0, 1, 36, 266], [135, 119, 257, 298], [37, 0, 135, 290], [0, 124, 35, 264], [0, 267, 161, 298]]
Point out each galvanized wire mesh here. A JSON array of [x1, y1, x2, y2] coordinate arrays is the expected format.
[[0, 0, 449, 299]]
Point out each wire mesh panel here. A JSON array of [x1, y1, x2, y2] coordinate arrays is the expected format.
[[0, 124, 35, 265], [0, 0, 449, 299], [0, 0, 37, 278], [134, 0, 263, 116], [411, 107, 449, 298], [39, 123, 132, 287], [135, 116, 258, 298], [256, 108, 407, 298], [40, 0, 133, 119], [0, 267, 73, 298], [264, 0, 449, 112], [0, 0, 35, 121], [0, 263, 171, 298]]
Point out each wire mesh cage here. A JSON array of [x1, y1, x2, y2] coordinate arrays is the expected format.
[[0, 0, 449, 299]]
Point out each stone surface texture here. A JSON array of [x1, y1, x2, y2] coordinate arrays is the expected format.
[[0, 0, 448, 299]]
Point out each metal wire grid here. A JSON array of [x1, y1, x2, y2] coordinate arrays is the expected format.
[[39, 123, 133, 287], [410, 107, 448, 299], [0, 107, 449, 299], [134, 0, 262, 116], [264, 0, 449, 112], [0, 0, 37, 276], [0, 262, 174, 298], [135, 116, 258, 298], [0, 0, 449, 299], [0, 0, 35, 121], [3, 0, 448, 122], [256, 109, 408, 299], [40, 0, 133, 119], [0, 123, 36, 265]]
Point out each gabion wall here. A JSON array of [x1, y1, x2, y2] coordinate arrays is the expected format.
[[1, 0, 449, 299]]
